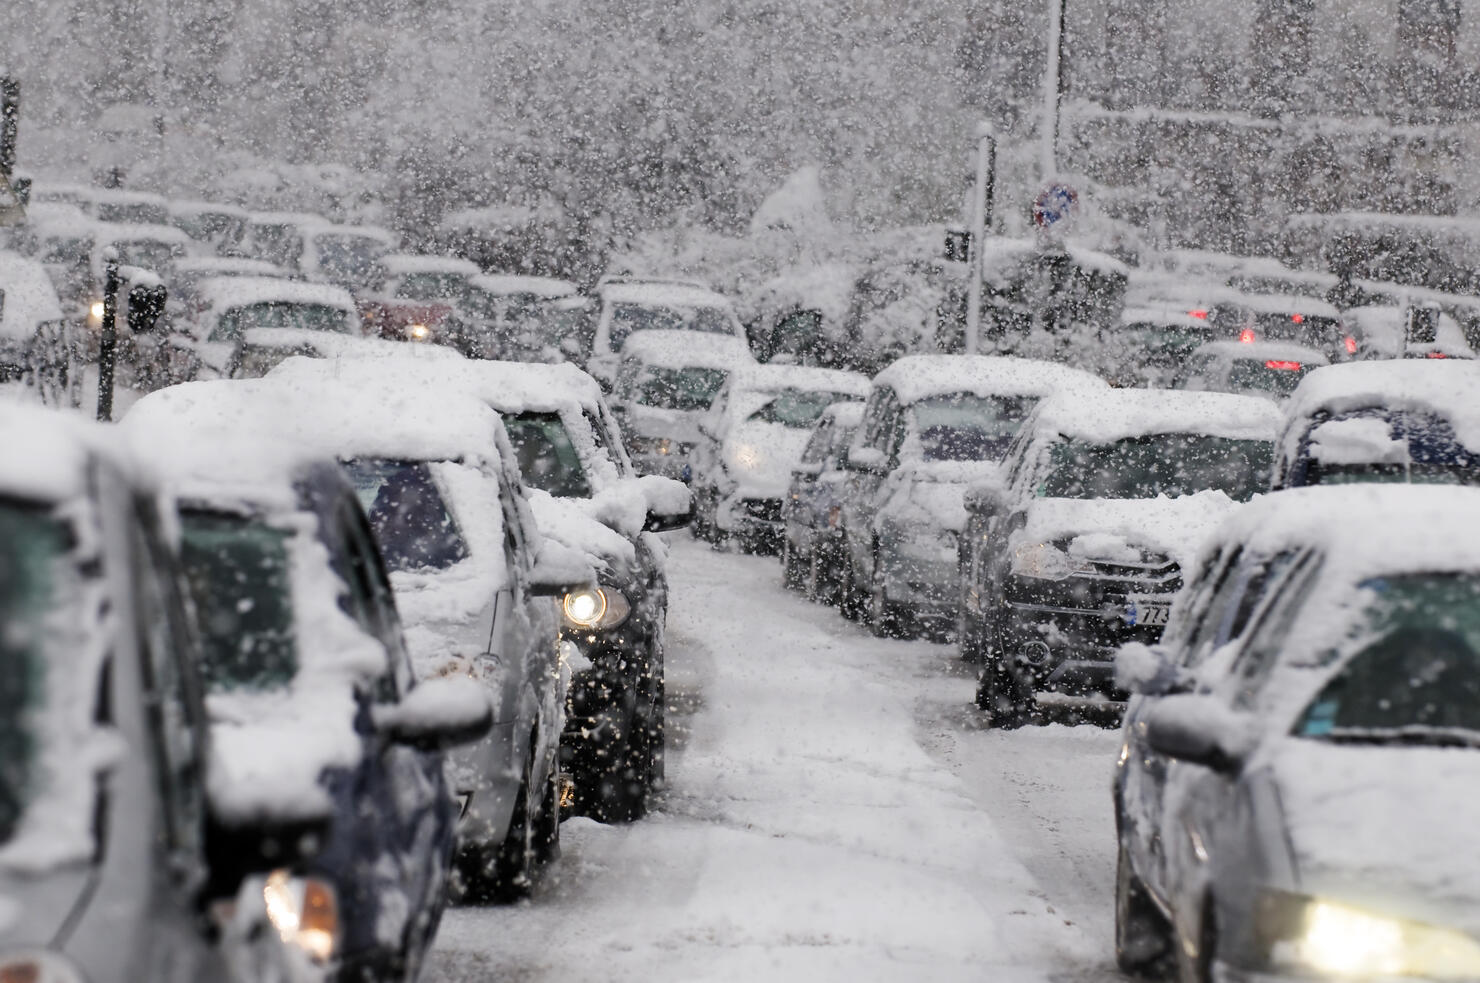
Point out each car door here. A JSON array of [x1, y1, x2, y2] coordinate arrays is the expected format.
[[787, 417, 834, 542], [842, 386, 899, 580]]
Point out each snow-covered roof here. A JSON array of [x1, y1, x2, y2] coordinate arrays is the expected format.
[[1190, 340, 1330, 364], [380, 253, 480, 278], [197, 275, 357, 315], [468, 273, 579, 299], [168, 199, 249, 220], [600, 279, 734, 310], [731, 363, 871, 398], [873, 355, 1108, 406], [0, 403, 101, 502], [174, 256, 285, 278], [0, 253, 66, 339], [1033, 387, 1284, 444], [1282, 360, 1480, 451], [745, 263, 857, 327], [92, 221, 193, 249], [618, 329, 755, 369], [1341, 305, 1476, 359]]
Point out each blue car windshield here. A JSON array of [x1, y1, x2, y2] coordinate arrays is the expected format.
[[1304, 410, 1480, 487], [343, 459, 470, 572]]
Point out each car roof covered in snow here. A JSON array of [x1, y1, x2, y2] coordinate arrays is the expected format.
[[1190, 340, 1329, 364], [305, 222, 397, 247], [600, 279, 735, 310], [380, 253, 480, 278], [1032, 387, 1283, 444], [1341, 305, 1477, 359], [0, 404, 109, 502], [468, 273, 578, 299], [619, 329, 755, 369], [1216, 291, 1339, 319], [873, 354, 1108, 406], [730, 363, 871, 398], [1120, 306, 1215, 330], [1281, 359, 1480, 449], [196, 275, 358, 314], [168, 199, 249, 219], [174, 256, 285, 278], [91, 221, 193, 249], [0, 252, 66, 339]]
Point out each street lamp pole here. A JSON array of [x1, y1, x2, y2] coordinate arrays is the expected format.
[[964, 122, 996, 356], [1041, 0, 1069, 180]]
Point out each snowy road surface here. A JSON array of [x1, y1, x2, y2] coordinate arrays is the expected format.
[[423, 537, 1123, 983]]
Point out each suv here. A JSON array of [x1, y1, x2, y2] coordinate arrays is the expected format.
[[961, 388, 1281, 725]]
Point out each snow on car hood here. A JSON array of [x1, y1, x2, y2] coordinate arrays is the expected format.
[[626, 404, 704, 444], [1017, 491, 1238, 571], [888, 462, 1001, 533], [392, 561, 498, 671], [725, 421, 812, 497], [1271, 740, 1480, 933]]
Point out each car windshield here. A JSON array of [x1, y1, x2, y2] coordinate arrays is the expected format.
[[1225, 358, 1316, 397], [909, 393, 1038, 462], [503, 412, 593, 498], [747, 389, 860, 429], [174, 211, 245, 244], [178, 511, 297, 692], [112, 239, 178, 275], [0, 501, 72, 848], [342, 459, 470, 572], [609, 302, 735, 350], [634, 366, 728, 411], [1305, 411, 1480, 487], [210, 302, 350, 341], [314, 234, 386, 291], [1040, 434, 1272, 501], [96, 203, 168, 225], [1125, 323, 1216, 369], [1296, 574, 1480, 744], [395, 272, 469, 303]]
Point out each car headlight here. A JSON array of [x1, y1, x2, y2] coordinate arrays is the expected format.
[[1010, 542, 1089, 581], [1260, 892, 1480, 978], [405, 322, 430, 341], [730, 443, 762, 472], [562, 587, 632, 630], [0, 950, 89, 983], [263, 869, 340, 965], [630, 435, 674, 457], [89, 300, 106, 322]]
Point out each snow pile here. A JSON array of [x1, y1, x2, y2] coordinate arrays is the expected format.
[[527, 489, 635, 575], [1307, 417, 1406, 465], [749, 166, 834, 237], [0, 252, 66, 341], [1019, 491, 1240, 574]]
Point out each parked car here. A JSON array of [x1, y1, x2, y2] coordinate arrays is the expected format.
[[452, 274, 585, 362], [357, 253, 480, 344], [691, 363, 870, 553], [1101, 306, 1218, 389], [587, 277, 748, 389], [1205, 292, 1347, 361], [1271, 359, 1480, 490], [89, 221, 193, 284], [838, 355, 1107, 638], [168, 199, 250, 255], [7, 201, 97, 314], [268, 354, 692, 822], [90, 187, 170, 226], [1340, 303, 1477, 361], [179, 373, 591, 900], [1112, 483, 1480, 983], [0, 404, 324, 982], [781, 401, 864, 603], [170, 256, 289, 315], [961, 388, 1282, 724], [122, 402, 493, 980], [1177, 340, 1329, 400], [609, 328, 756, 482], [0, 251, 74, 404], [242, 213, 396, 295]]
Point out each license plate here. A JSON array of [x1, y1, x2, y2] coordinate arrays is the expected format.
[[1125, 596, 1171, 627]]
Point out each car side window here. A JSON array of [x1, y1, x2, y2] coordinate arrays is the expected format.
[[1226, 552, 1322, 708], [859, 387, 895, 451], [800, 420, 833, 464], [335, 498, 411, 701]]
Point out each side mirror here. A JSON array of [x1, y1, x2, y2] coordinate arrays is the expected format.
[[1144, 694, 1253, 774], [1114, 642, 1187, 696], [528, 539, 596, 597], [846, 446, 888, 475], [793, 460, 824, 478], [644, 504, 693, 532], [373, 674, 493, 751], [963, 480, 1009, 515], [637, 474, 691, 533]]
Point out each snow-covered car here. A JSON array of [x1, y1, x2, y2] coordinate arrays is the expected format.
[[1177, 340, 1329, 401], [691, 363, 870, 553], [268, 354, 692, 822], [587, 277, 748, 389], [121, 402, 493, 980], [1340, 303, 1477, 360], [609, 328, 757, 481], [88, 221, 193, 284], [1271, 359, 1480, 490], [451, 273, 585, 362], [221, 372, 592, 900], [1205, 292, 1347, 361], [356, 253, 480, 344], [781, 400, 864, 603], [1101, 306, 1218, 389], [1111, 484, 1480, 983], [89, 188, 170, 226], [7, 201, 98, 314], [838, 355, 1107, 638], [242, 212, 397, 294], [168, 199, 250, 255], [0, 251, 74, 404], [962, 388, 1282, 725], [169, 256, 289, 316], [0, 404, 323, 983]]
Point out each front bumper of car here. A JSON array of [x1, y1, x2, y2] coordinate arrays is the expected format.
[[715, 492, 785, 546], [878, 527, 960, 620]]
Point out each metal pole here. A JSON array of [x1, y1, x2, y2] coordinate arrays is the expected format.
[[96, 251, 120, 422], [1041, 0, 1068, 180], [965, 122, 995, 356]]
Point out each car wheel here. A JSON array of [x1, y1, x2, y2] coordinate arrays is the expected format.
[[458, 752, 539, 904], [1115, 841, 1173, 976], [976, 652, 1032, 728], [589, 710, 653, 824], [782, 539, 807, 590], [533, 758, 561, 865]]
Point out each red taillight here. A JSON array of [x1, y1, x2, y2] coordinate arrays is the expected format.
[[1265, 360, 1302, 371], [1428, 352, 1450, 359], [1291, 313, 1305, 324], [1239, 328, 1256, 344], [1188, 309, 1209, 320], [1344, 335, 1358, 355]]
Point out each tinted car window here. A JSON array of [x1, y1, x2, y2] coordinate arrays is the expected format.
[[395, 272, 468, 303], [343, 460, 471, 572], [179, 511, 297, 691], [503, 412, 593, 498], [1039, 435, 1272, 502], [1226, 358, 1315, 397], [636, 367, 728, 411], [908, 393, 1037, 462], [610, 303, 733, 349]]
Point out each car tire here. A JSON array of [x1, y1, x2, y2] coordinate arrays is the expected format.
[[1115, 841, 1173, 976], [976, 653, 1031, 728], [589, 711, 653, 825], [534, 758, 561, 865], [459, 752, 539, 904], [782, 539, 807, 591]]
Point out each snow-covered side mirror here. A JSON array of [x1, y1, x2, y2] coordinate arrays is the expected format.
[[1114, 642, 1187, 696], [374, 675, 492, 752], [637, 474, 692, 532], [528, 538, 596, 597], [963, 479, 1009, 515], [847, 446, 888, 475], [1144, 695, 1255, 775]]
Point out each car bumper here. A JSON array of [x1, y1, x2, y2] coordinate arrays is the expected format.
[[717, 494, 785, 546], [879, 550, 959, 620]]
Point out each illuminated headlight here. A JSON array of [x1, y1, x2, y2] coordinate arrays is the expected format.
[[1010, 542, 1089, 581], [631, 435, 674, 456], [89, 300, 106, 321], [1261, 892, 1480, 978], [405, 323, 430, 341], [730, 443, 763, 471], [263, 869, 340, 965], [562, 587, 632, 630], [0, 950, 88, 983]]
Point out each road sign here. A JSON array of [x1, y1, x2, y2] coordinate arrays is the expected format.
[[1032, 183, 1079, 231]]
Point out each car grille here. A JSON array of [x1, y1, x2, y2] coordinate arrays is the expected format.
[[741, 498, 783, 523]]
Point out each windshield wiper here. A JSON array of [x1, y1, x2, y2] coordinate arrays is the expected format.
[[1319, 726, 1480, 749]]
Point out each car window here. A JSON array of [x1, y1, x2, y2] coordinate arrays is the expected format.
[[608, 303, 735, 350], [1039, 435, 1272, 502], [395, 272, 468, 303], [800, 419, 834, 464], [341, 459, 471, 572], [746, 389, 859, 429], [1226, 552, 1323, 708], [503, 412, 594, 498], [335, 498, 410, 701], [1181, 550, 1297, 669], [635, 366, 730, 411], [859, 387, 896, 452], [906, 393, 1038, 462], [211, 302, 350, 342]]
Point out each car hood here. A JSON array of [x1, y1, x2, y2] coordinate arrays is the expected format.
[[625, 405, 703, 444], [391, 561, 499, 671], [1018, 491, 1237, 571], [724, 422, 811, 497], [1272, 740, 1480, 933]]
